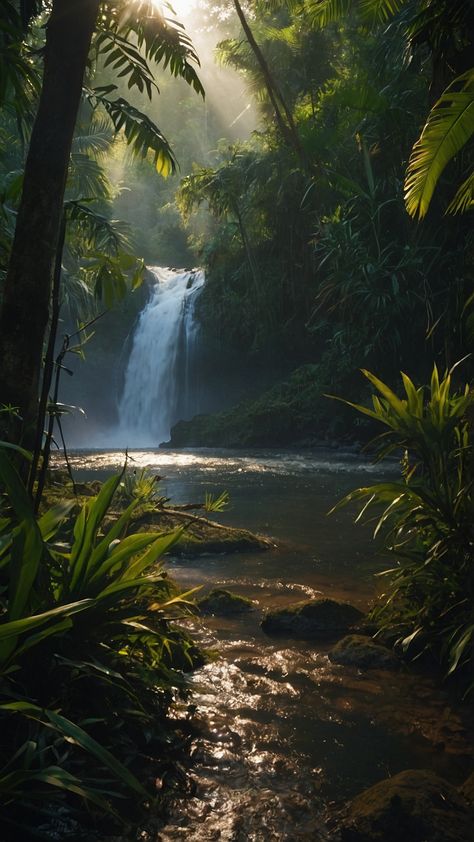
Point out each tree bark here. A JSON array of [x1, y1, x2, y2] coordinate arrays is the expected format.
[[0, 0, 100, 444], [232, 0, 308, 169]]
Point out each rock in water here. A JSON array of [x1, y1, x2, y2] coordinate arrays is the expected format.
[[328, 634, 400, 670], [338, 769, 473, 842], [261, 598, 364, 639], [199, 589, 255, 616]]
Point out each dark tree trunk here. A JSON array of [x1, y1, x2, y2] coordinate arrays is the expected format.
[[232, 0, 308, 170], [0, 0, 100, 445]]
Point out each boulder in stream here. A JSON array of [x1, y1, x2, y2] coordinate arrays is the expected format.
[[198, 589, 255, 616], [328, 634, 400, 670], [130, 508, 273, 557], [261, 598, 364, 639], [338, 769, 473, 842]]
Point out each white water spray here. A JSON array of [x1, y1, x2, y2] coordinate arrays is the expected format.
[[117, 267, 205, 447]]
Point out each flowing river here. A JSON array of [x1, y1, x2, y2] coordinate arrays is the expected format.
[[60, 448, 473, 840]]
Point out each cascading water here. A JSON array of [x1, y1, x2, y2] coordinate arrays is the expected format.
[[117, 266, 205, 447]]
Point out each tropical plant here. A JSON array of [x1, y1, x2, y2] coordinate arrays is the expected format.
[[0, 449, 200, 831], [405, 68, 474, 217], [118, 466, 167, 505], [305, 0, 474, 216], [332, 364, 474, 684]]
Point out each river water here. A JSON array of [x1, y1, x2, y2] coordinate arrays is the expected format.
[[61, 448, 472, 841]]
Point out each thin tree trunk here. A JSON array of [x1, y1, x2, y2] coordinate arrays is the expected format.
[[28, 213, 66, 498], [232, 0, 307, 168], [0, 0, 100, 445], [234, 202, 260, 302]]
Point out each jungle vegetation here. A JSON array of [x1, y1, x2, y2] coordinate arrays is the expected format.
[[0, 0, 473, 835]]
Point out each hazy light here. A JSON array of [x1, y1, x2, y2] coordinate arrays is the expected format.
[[156, 0, 199, 19]]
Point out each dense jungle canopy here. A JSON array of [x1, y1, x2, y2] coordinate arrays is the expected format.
[[0, 0, 473, 450]]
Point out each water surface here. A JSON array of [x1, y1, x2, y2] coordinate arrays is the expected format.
[[57, 448, 472, 840]]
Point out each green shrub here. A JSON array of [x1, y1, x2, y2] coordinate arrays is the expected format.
[[333, 365, 474, 686], [0, 450, 199, 836]]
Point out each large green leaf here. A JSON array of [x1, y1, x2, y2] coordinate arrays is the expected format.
[[405, 69, 474, 218], [1, 702, 147, 797], [0, 600, 93, 642], [69, 473, 123, 592]]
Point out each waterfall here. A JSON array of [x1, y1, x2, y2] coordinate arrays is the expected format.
[[117, 266, 205, 447]]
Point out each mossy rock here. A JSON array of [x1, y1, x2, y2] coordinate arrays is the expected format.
[[130, 508, 272, 557], [261, 598, 364, 640], [198, 589, 255, 616], [338, 769, 473, 842], [328, 634, 400, 670]]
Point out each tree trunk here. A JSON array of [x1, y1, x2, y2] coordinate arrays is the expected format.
[[0, 0, 100, 445], [232, 0, 307, 169]]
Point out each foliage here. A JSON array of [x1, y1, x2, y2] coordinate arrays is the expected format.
[[204, 490, 230, 512], [118, 466, 167, 505], [0, 451, 199, 833], [332, 365, 474, 684], [405, 69, 474, 217]]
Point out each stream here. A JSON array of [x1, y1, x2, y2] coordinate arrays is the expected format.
[[61, 448, 473, 840]]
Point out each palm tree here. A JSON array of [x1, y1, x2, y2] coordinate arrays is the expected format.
[[0, 0, 203, 446]]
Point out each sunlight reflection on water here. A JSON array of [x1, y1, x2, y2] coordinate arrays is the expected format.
[[60, 447, 393, 477], [57, 448, 471, 840]]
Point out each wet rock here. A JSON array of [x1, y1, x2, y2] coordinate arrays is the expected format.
[[261, 598, 364, 640], [199, 589, 255, 616], [338, 769, 473, 842], [130, 508, 272, 556], [328, 634, 400, 670]]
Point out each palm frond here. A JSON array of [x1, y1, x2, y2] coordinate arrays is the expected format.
[[99, 0, 204, 97], [87, 87, 176, 176], [72, 117, 114, 159], [359, 0, 406, 23], [65, 201, 130, 254], [405, 69, 474, 219], [67, 152, 112, 200], [305, 0, 352, 28], [95, 30, 158, 100], [446, 170, 474, 215]]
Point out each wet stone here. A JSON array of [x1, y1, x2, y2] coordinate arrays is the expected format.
[[338, 769, 474, 842], [328, 634, 400, 670], [198, 588, 255, 616], [261, 598, 364, 640]]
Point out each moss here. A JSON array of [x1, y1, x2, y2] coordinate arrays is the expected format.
[[130, 508, 272, 557], [198, 588, 255, 616], [261, 598, 364, 639]]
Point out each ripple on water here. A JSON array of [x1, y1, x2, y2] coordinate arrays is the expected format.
[[152, 628, 472, 841], [59, 450, 471, 839]]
